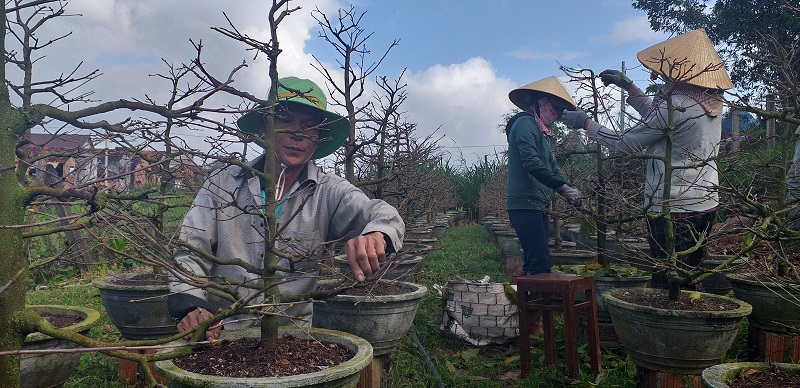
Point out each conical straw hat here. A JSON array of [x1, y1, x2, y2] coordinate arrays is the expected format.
[[637, 29, 733, 90], [509, 76, 577, 111]]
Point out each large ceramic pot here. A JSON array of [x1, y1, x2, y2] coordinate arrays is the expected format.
[[699, 255, 743, 295], [430, 222, 448, 238], [22, 305, 101, 388], [604, 288, 752, 374], [702, 362, 800, 387], [313, 281, 427, 356], [727, 273, 800, 333], [592, 274, 652, 346], [594, 274, 651, 321], [154, 327, 372, 387], [494, 229, 521, 258], [93, 271, 179, 339], [550, 249, 597, 266]]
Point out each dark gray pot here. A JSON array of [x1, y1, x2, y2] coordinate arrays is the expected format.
[[550, 249, 598, 266], [93, 272, 178, 340], [594, 274, 651, 321], [727, 273, 800, 333]]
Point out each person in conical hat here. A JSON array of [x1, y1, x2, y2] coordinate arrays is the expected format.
[[169, 77, 404, 339], [562, 29, 730, 290], [506, 76, 583, 333]]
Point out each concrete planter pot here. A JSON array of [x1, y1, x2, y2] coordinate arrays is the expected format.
[[591, 274, 652, 346], [699, 255, 743, 295], [313, 281, 427, 356], [702, 362, 800, 387], [22, 304, 101, 388], [154, 327, 372, 388], [93, 272, 178, 340], [603, 288, 752, 374], [727, 273, 800, 334], [430, 223, 448, 238], [550, 248, 597, 266], [594, 274, 651, 321], [494, 230, 521, 258]]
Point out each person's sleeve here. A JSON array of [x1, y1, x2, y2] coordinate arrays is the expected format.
[[510, 116, 569, 189], [168, 182, 219, 320], [585, 97, 666, 154], [326, 179, 405, 252], [626, 85, 654, 117]]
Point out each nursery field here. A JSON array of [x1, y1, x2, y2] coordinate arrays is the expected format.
[[28, 224, 750, 387]]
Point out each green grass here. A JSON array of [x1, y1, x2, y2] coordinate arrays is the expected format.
[[27, 224, 749, 387]]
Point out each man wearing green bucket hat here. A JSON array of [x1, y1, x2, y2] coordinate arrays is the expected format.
[[169, 77, 404, 339]]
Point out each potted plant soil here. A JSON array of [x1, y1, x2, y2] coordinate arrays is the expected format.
[[21, 305, 101, 388]]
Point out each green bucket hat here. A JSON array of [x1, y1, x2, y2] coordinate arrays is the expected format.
[[236, 76, 349, 159]]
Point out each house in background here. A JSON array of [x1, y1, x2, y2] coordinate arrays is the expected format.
[[25, 132, 203, 191], [26, 133, 93, 187]]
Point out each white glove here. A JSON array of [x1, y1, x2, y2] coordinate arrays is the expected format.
[[557, 184, 582, 208]]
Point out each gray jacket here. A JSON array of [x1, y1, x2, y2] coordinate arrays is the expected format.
[[586, 87, 720, 213], [168, 155, 404, 327]]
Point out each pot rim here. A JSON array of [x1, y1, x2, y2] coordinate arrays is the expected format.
[[154, 326, 373, 386], [316, 280, 428, 303], [702, 361, 800, 387], [92, 271, 169, 291], [604, 287, 752, 318], [726, 273, 800, 290], [25, 304, 102, 343]]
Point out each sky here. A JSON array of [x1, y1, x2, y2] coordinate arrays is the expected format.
[[25, 0, 672, 167]]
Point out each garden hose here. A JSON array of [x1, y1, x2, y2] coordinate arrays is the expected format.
[[409, 326, 446, 388]]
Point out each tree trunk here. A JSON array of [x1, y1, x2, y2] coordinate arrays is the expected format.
[[0, 6, 37, 384]]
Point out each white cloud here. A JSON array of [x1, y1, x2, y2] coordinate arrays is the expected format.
[[404, 57, 517, 165], [606, 16, 665, 45]]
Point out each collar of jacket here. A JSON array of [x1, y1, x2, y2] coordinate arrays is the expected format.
[[230, 153, 319, 187]]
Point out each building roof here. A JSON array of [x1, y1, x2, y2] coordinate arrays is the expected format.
[[29, 133, 92, 149]]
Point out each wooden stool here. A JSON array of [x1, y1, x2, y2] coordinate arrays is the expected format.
[[118, 346, 165, 385], [516, 273, 602, 379]]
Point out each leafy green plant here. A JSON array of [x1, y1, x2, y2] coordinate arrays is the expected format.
[[552, 263, 650, 279]]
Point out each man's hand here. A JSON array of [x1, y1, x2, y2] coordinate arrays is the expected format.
[[177, 307, 221, 341], [345, 232, 388, 282]]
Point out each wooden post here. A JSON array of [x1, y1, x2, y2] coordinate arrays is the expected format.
[[357, 354, 391, 388], [635, 367, 703, 388], [118, 346, 166, 385], [766, 95, 776, 150], [748, 326, 800, 363], [731, 108, 740, 150]]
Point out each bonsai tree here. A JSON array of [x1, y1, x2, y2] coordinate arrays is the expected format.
[[1, 1, 409, 386], [562, 30, 742, 301], [633, 0, 800, 287]]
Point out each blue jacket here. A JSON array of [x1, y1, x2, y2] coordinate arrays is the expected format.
[[505, 112, 570, 211]]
